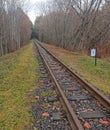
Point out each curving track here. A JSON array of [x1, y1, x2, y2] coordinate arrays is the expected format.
[[34, 40, 110, 130]]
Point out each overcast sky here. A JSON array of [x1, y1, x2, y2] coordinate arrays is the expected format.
[[27, 0, 47, 23]]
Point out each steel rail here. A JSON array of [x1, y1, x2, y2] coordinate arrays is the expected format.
[[34, 41, 84, 130], [36, 40, 110, 112]]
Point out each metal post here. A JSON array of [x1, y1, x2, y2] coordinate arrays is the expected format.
[[91, 48, 97, 66], [95, 48, 97, 66]]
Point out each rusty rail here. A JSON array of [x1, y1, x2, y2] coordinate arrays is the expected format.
[[35, 39, 110, 112], [34, 40, 84, 130]]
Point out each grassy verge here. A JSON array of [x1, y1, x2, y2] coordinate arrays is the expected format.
[[0, 43, 39, 130], [42, 43, 110, 94]]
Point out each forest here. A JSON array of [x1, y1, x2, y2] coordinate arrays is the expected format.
[[35, 0, 110, 57], [0, 0, 32, 56]]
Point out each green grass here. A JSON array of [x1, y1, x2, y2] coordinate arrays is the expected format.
[[41, 90, 53, 97], [73, 55, 110, 93], [42, 43, 110, 94], [62, 55, 110, 94], [0, 43, 39, 130]]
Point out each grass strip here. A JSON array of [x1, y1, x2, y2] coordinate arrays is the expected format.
[[0, 42, 39, 130]]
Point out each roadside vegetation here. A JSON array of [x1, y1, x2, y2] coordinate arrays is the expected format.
[[42, 43, 110, 95], [0, 43, 39, 130]]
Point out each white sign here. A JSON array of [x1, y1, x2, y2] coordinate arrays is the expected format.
[[91, 49, 96, 57]]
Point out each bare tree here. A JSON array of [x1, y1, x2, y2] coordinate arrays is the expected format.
[[35, 0, 110, 56], [0, 0, 32, 56]]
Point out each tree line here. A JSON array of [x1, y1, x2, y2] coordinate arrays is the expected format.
[[0, 0, 32, 56], [35, 0, 110, 57]]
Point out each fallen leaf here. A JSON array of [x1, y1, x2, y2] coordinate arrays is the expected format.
[[84, 122, 91, 129], [35, 96, 40, 99], [100, 120, 109, 126], [42, 112, 49, 117]]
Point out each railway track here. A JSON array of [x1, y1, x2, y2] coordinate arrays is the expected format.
[[34, 40, 110, 130]]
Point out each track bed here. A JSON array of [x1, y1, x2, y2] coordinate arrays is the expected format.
[[34, 40, 110, 130]]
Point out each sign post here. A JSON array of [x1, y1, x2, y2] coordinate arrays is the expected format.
[[91, 48, 97, 66]]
